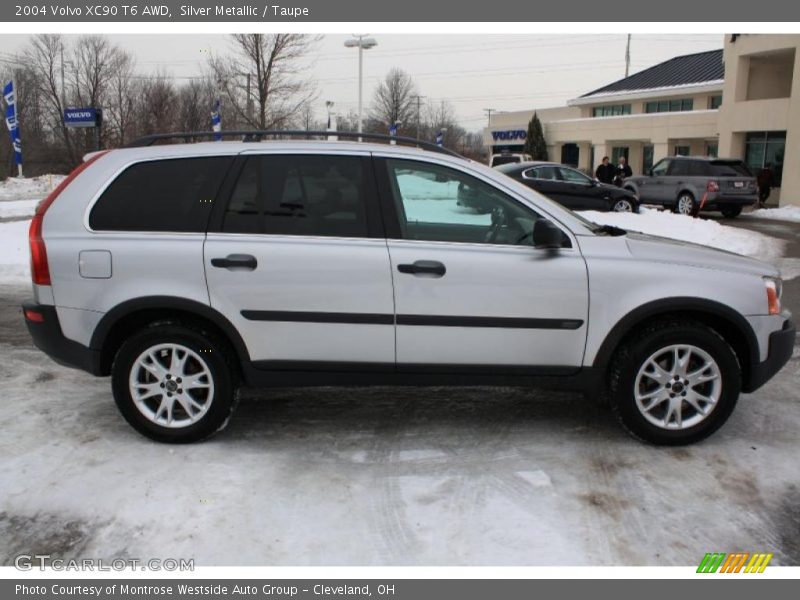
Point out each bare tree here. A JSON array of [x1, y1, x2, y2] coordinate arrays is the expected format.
[[210, 34, 319, 130], [23, 34, 77, 165], [105, 52, 137, 146], [175, 78, 217, 132], [136, 72, 178, 136], [423, 99, 465, 150], [370, 68, 418, 133]]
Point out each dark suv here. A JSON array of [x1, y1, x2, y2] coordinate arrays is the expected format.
[[623, 156, 757, 218]]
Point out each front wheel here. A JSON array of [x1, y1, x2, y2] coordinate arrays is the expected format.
[[674, 192, 698, 216], [112, 324, 238, 443], [720, 205, 743, 218], [608, 320, 740, 445]]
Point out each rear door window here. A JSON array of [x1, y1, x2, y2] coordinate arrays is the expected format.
[[668, 160, 690, 176], [89, 157, 232, 232], [222, 154, 371, 238]]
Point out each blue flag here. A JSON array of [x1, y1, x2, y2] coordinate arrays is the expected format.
[[3, 80, 22, 166], [211, 99, 222, 141]]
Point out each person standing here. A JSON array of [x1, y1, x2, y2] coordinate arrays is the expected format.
[[595, 156, 616, 184], [757, 164, 774, 208], [614, 155, 632, 187]]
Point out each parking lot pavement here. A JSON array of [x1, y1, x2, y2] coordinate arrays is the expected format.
[[1, 219, 798, 567]]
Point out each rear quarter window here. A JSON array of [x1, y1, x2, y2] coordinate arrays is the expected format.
[[709, 161, 753, 177], [89, 157, 232, 232]]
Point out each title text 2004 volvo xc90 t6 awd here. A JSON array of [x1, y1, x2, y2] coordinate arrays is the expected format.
[[22, 132, 794, 445]]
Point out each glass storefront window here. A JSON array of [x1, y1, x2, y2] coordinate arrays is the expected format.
[[673, 145, 690, 156], [709, 95, 722, 109], [642, 145, 654, 173], [612, 146, 629, 163], [745, 131, 785, 185], [705, 144, 718, 157]]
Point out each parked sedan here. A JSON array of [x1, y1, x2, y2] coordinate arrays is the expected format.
[[491, 161, 639, 212]]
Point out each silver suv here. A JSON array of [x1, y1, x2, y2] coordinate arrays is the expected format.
[[623, 156, 757, 218], [22, 132, 794, 445]]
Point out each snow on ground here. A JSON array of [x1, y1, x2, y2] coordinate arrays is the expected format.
[[0, 220, 31, 284], [0, 199, 40, 219], [580, 207, 785, 260], [744, 205, 800, 223], [0, 174, 64, 202], [0, 280, 798, 565]]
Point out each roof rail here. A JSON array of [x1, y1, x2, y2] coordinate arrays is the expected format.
[[125, 130, 463, 158]]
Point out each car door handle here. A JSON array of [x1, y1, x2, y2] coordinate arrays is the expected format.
[[397, 260, 446, 277], [211, 254, 258, 270]]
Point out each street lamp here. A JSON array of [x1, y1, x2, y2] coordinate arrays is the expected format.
[[344, 35, 377, 135]]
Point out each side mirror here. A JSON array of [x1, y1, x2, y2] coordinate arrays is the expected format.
[[533, 219, 562, 251]]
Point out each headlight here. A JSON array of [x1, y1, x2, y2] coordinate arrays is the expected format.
[[764, 277, 782, 315]]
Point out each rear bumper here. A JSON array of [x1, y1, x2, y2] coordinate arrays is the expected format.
[[745, 318, 796, 392], [22, 303, 103, 376], [703, 193, 758, 208]]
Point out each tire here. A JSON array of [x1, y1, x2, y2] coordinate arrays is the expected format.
[[111, 323, 238, 443], [608, 319, 740, 445], [611, 198, 635, 212], [720, 205, 742, 218], [673, 192, 698, 216]]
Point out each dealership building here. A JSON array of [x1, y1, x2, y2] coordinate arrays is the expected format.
[[484, 34, 799, 206]]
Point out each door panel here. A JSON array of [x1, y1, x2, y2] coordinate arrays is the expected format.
[[205, 236, 395, 363], [380, 158, 589, 368], [205, 152, 395, 365], [389, 241, 589, 367]]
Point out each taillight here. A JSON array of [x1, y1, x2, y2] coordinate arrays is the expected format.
[[29, 214, 50, 285], [707, 180, 720, 193], [28, 151, 110, 286]]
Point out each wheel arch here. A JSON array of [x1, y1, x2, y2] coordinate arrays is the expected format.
[[90, 296, 251, 377], [592, 298, 759, 390]]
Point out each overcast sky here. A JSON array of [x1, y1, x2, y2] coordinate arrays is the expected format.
[[0, 33, 723, 130]]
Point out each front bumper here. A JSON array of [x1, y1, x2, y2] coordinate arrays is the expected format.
[[22, 303, 103, 375], [745, 318, 796, 392]]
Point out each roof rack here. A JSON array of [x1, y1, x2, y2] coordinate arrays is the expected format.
[[125, 130, 463, 158]]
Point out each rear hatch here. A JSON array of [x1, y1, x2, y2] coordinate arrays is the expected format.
[[709, 160, 756, 194]]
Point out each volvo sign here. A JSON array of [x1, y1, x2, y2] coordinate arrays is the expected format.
[[491, 129, 526, 141], [64, 107, 100, 128]]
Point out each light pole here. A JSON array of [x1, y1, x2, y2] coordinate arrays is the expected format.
[[344, 35, 377, 135]]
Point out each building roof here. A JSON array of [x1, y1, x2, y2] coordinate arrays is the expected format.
[[580, 49, 724, 99]]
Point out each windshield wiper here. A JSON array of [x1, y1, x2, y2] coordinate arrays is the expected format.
[[593, 223, 627, 236]]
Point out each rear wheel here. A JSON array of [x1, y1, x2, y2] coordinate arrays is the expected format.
[[611, 198, 634, 212], [112, 324, 238, 443], [720, 205, 743, 218], [608, 319, 740, 445], [674, 192, 698, 216]]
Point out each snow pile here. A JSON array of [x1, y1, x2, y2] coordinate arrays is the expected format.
[[0, 174, 64, 202], [0, 199, 40, 219], [579, 207, 785, 260], [0, 220, 31, 283], [744, 205, 800, 223]]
